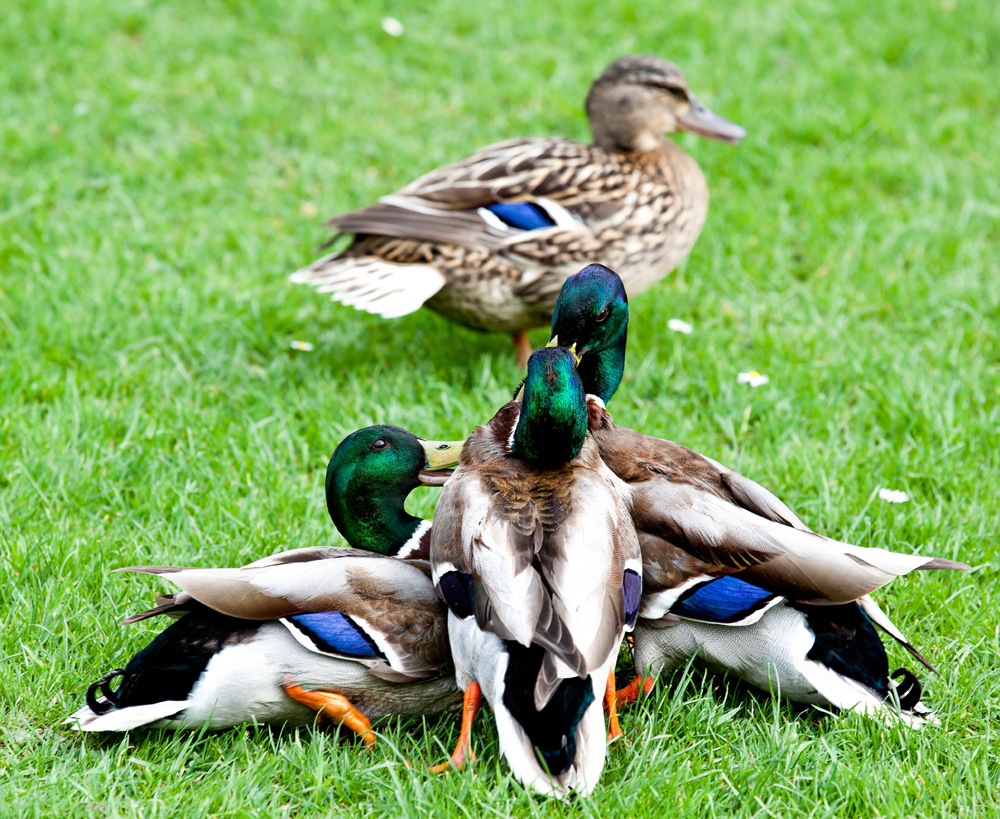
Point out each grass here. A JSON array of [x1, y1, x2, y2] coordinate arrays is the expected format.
[[1, 0, 998, 815]]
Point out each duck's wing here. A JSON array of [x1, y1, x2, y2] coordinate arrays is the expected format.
[[119, 548, 448, 681], [631, 480, 965, 604], [395, 137, 623, 212], [697, 453, 812, 531], [322, 139, 629, 253], [592, 420, 969, 604], [528, 462, 642, 708], [639, 541, 785, 626], [591, 416, 811, 529]]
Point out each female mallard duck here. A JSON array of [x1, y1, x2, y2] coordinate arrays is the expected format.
[[428, 347, 642, 797], [549, 263, 971, 726], [289, 55, 744, 366], [67, 426, 464, 738]]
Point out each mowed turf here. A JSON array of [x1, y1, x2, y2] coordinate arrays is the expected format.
[[1, 0, 998, 816]]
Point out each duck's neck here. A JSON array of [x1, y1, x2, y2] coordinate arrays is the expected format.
[[579, 341, 625, 405], [591, 123, 668, 154], [327, 480, 424, 557]]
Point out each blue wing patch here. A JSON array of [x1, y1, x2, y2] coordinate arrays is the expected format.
[[673, 576, 778, 624], [623, 569, 642, 628], [483, 202, 557, 231], [285, 611, 384, 659]]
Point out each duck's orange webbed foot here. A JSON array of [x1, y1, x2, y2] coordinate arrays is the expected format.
[[615, 674, 655, 709], [283, 681, 375, 747], [604, 670, 625, 744], [430, 681, 481, 773]]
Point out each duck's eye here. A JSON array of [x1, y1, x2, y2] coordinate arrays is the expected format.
[[372, 439, 388, 451], [595, 306, 611, 323]]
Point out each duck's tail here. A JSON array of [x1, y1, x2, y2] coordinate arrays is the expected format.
[[85, 668, 125, 715], [64, 667, 189, 732], [492, 642, 610, 797], [289, 252, 445, 319]]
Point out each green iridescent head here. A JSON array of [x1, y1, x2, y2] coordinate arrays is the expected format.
[[326, 425, 463, 555], [549, 264, 628, 404], [512, 347, 588, 466]]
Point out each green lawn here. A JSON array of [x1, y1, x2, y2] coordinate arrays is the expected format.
[[2, 0, 998, 816]]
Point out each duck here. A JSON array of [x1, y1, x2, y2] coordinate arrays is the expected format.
[[547, 263, 972, 726], [289, 55, 744, 367], [428, 347, 642, 797], [66, 425, 465, 739]]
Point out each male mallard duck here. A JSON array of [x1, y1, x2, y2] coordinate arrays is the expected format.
[[67, 426, 464, 738], [428, 347, 642, 797], [549, 263, 971, 726], [289, 55, 744, 366]]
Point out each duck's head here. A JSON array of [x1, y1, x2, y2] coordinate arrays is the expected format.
[[549, 263, 628, 404], [326, 425, 463, 556], [585, 55, 745, 153], [512, 347, 588, 466]]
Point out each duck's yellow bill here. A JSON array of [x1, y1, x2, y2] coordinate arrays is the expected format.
[[418, 439, 465, 485], [544, 336, 581, 364]]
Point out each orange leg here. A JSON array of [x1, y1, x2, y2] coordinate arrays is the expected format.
[[512, 331, 533, 369], [605, 670, 624, 743], [615, 674, 655, 709], [283, 682, 375, 747], [430, 681, 482, 773]]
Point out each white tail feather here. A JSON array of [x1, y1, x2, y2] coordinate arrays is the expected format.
[[65, 700, 189, 732], [798, 661, 936, 729], [289, 258, 445, 319]]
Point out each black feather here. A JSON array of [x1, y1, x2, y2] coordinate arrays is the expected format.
[[90, 603, 258, 711], [501, 642, 595, 776]]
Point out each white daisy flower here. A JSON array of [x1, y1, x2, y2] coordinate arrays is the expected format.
[[381, 17, 404, 36], [737, 370, 769, 388], [878, 488, 909, 504], [290, 340, 315, 352], [667, 318, 693, 334]]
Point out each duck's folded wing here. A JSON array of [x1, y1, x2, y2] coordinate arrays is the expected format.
[[395, 138, 609, 210], [119, 549, 448, 680], [630, 485, 969, 604], [430, 469, 548, 644], [429, 467, 597, 704], [325, 196, 512, 250], [476, 464, 641, 710], [698, 454, 812, 531], [324, 138, 621, 251]]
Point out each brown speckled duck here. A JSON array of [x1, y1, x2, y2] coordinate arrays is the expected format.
[[290, 55, 744, 365]]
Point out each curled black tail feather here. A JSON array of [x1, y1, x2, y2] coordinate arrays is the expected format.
[[890, 667, 923, 711], [86, 669, 125, 715]]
